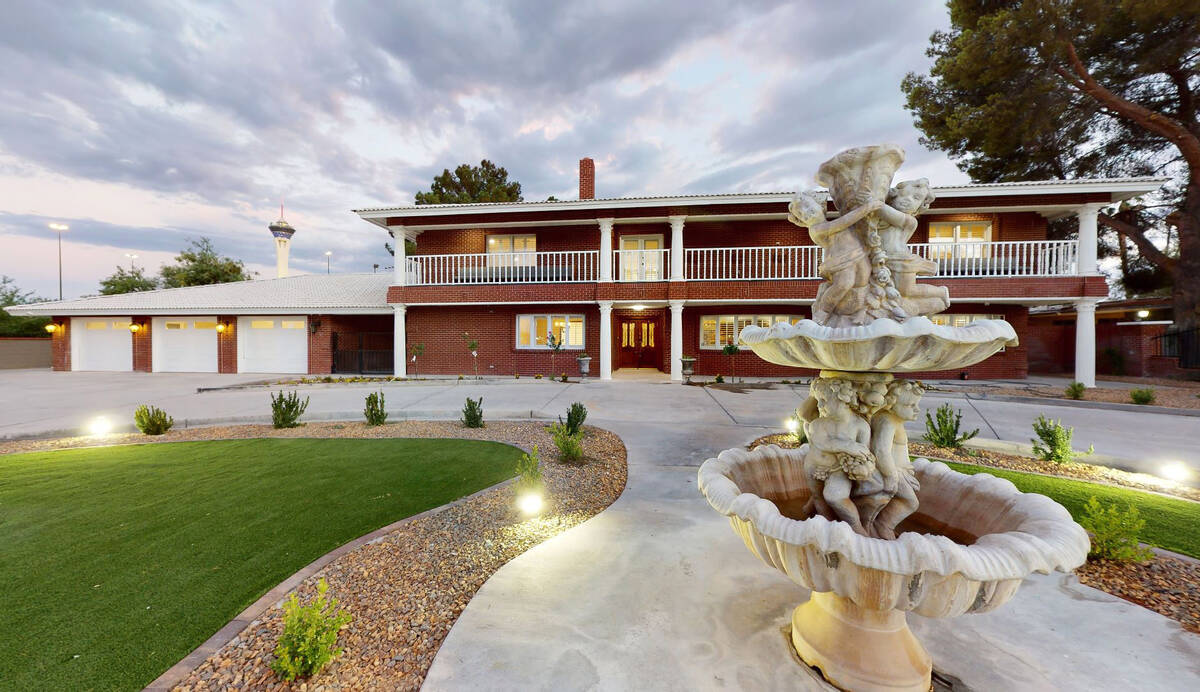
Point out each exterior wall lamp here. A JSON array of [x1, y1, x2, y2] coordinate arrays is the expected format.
[[216, 322, 228, 333], [128, 323, 142, 333], [309, 318, 321, 334], [44, 322, 59, 334]]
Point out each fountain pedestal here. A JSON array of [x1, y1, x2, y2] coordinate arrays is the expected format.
[[791, 592, 930, 692]]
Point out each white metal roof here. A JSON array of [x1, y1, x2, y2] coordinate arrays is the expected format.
[[353, 177, 1169, 225], [5, 273, 394, 317]]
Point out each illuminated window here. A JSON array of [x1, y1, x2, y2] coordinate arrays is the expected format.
[[193, 321, 218, 330], [281, 320, 305, 329], [930, 314, 1006, 350], [164, 321, 186, 330], [929, 221, 992, 259], [700, 314, 803, 349], [86, 321, 108, 330], [516, 314, 585, 349], [487, 234, 536, 267], [251, 320, 275, 329]]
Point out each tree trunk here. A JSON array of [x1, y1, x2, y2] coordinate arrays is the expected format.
[[1173, 186, 1200, 330]]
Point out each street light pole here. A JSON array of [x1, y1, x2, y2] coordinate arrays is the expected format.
[[325, 250, 332, 274], [125, 253, 139, 271], [48, 223, 69, 300]]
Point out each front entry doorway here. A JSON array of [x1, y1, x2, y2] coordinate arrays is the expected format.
[[616, 313, 664, 370]]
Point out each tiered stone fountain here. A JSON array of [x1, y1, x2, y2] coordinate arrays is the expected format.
[[698, 145, 1089, 691]]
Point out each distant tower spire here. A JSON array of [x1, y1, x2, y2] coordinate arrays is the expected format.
[[268, 200, 296, 278]]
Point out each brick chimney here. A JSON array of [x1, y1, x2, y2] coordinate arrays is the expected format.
[[579, 157, 595, 199]]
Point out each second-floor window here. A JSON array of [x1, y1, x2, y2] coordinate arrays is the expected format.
[[699, 314, 803, 349], [487, 234, 536, 267], [928, 221, 992, 259]]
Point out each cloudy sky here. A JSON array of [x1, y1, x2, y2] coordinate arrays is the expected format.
[[0, 0, 965, 300]]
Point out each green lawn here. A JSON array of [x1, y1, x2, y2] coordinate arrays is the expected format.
[[0, 438, 524, 691], [945, 461, 1200, 559]]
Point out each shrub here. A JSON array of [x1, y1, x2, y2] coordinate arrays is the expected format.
[[714, 374, 725, 384], [461, 396, 484, 428], [514, 373, 520, 379], [271, 578, 352, 681], [271, 391, 309, 429], [363, 391, 387, 426], [462, 332, 480, 379], [560, 372, 568, 383], [515, 445, 543, 494], [1130, 388, 1156, 405], [923, 403, 978, 448], [1079, 497, 1154, 563], [1030, 414, 1091, 464], [561, 402, 587, 435], [549, 422, 584, 462], [534, 373, 543, 380], [1064, 381, 1086, 400], [133, 404, 174, 435], [722, 343, 740, 382]]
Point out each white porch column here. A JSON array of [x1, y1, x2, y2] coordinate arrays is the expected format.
[[669, 215, 685, 281], [599, 301, 613, 380], [393, 304, 407, 378], [669, 300, 684, 381], [598, 218, 614, 282], [392, 226, 407, 285], [1074, 299, 1097, 388], [1076, 203, 1103, 275]]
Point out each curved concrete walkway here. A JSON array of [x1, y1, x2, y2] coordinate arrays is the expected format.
[[423, 417, 1200, 691]]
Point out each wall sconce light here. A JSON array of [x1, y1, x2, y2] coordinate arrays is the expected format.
[[309, 319, 321, 334], [128, 323, 141, 333], [44, 323, 59, 334], [1136, 309, 1150, 319], [216, 322, 227, 333]]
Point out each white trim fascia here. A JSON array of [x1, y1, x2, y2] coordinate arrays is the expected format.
[[354, 178, 1169, 221], [9, 306, 394, 316], [1115, 320, 1172, 326]]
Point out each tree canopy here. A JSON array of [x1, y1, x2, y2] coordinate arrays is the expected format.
[[414, 160, 522, 205], [159, 238, 253, 288], [0, 275, 49, 336], [902, 0, 1200, 327], [99, 266, 159, 295]]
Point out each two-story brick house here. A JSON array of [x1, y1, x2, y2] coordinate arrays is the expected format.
[[9, 159, 1165, 386]]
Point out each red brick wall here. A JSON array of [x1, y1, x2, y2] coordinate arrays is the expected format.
[[217, 316, 237, 373], [579, 158, 594, 199], [1025, 319, 1074, 374], [132, 318, 152, 372], [407, 304, 600, 377], [308, 316, 332, 374], [50, 317, 70, 371]]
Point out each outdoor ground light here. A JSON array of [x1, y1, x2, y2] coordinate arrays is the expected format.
[[1160, 461, 1191, 484], [517, 491, 544, 516], [785, 417, 800, 436], [88, 417, 113, 436]]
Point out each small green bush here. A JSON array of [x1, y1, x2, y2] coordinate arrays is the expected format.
[[560, 402, 587, 436], [363, 391, 387, 426], [1030, 414, 1091, 464], [1129, 388, 1156, 405], [1079, 497, 1154, 563], [549, 422, 584, 462], [271, 578, 352, 681], [461, 396, 484, 428], [714, 374, 725, 384], [271, 391, 310, 429], [560, 372, 568, 383], [923, 403, 978, 448], [515, 445, 542, 494], [535, 373, 543, 380], [1064, 381, 1086, 400], [133, 404, 174, 435]]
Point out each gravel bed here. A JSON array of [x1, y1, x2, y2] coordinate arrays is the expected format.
[[1077, 557, 1200, 634], [3, 421, 626, 690]]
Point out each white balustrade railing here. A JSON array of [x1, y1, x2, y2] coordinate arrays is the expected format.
[[403, 240, 1079, 285], [908, 240, 1078, 278], [685, 246, 822, 280], [614, 248, 670, 282], [405, 250, 598, 285]]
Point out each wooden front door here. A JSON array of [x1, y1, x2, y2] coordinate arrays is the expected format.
[[617, 315, 664, 369]]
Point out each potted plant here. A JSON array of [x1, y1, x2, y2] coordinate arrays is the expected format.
[[577, 352, 592, 378]]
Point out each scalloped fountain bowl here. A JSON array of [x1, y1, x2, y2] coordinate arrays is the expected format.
[[698, 444, 1089, 692], [738, 316, 1018, 372]]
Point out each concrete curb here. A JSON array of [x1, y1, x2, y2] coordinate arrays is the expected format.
[[964, 392, 1200, 417], [143, 476, 517, 692], [197, 378, 585, 393], [961, 438, 1149, 475]]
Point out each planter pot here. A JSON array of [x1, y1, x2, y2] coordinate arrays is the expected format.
[[680, 357, 696, 376], [577, 355, 591, 377]]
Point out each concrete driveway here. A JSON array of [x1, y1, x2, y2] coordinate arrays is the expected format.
[[2, 370, 1196, 477]]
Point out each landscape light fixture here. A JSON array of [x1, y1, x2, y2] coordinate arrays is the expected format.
[[88, 416, 113, 437], [48, 222, 69, 300], [785, 417, 799, 435], [1160, 461, 1191, 484], [517, 491, 544, 516]]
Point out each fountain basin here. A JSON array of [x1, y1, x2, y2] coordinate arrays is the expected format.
[[738, 317, 1018, 372], [698, 444, 1089, 691]]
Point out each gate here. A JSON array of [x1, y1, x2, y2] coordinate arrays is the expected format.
[[332, 331, 394, 374]]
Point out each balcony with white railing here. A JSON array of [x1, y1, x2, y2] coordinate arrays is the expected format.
[[401, 240, 1079, 286], [404, 250, 598, 285]]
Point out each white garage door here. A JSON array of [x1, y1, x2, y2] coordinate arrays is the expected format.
[[152, 317, 218, 372], [238, 316, 308, 373], [70, 317, 133, 371]]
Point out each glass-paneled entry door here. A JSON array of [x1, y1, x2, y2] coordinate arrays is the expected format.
[[619, 234, 664, 281]]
